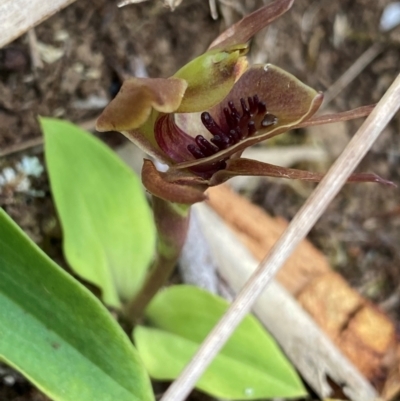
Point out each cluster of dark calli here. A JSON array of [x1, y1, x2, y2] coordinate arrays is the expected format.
[[187, 95, 278, 161]]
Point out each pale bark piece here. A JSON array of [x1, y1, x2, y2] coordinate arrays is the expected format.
[[339, 306, 396, 385], [207, 185, 331, 295], [0, 0, 77, 48], [179, 207, 219, 294], [297, 272, 364, 340], [382, 345, 400, 400], [195, 202, 378, 401], [298, 273, 396, 387], [206, 184, 398, 397]]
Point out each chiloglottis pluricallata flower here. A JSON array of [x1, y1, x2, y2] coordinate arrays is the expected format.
[[96, 0, 393, 205]]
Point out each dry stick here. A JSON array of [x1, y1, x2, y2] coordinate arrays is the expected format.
[[322, 43, 384, 107], [0, 117, 98, 158], [0, 137, 44, 158], [0, 0, 77, 48], [27, 28, 44, 70], [209, 0, 218, 20], [159, 73, 400, 401], [294, 104, 375, 128], [117, 0, 149, 7]]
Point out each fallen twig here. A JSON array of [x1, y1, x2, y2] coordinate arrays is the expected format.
[[27, 28, 43, 70], [322, 43, 384, 107], [0, 0, 76, 48], [0, 117, 98, 158]]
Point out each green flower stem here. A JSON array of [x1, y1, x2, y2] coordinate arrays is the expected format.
[[126, 196, 191, 322]]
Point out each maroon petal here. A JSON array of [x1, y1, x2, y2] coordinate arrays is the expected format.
[[213, 65, 322, 131], [209, 158, 396, 187], [155, 114, 230, 179], [142, 159, 208, 204], [209, 0, 294, 50], [154, 114, 198, 164], [294, 104, 376, 129]]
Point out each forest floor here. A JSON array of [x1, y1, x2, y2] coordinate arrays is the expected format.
[[0, 0, 399, 399]]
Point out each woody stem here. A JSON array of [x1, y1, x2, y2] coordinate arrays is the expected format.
[[125, 196, 191, 322]]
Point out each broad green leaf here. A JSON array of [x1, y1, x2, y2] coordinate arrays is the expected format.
[[41, 117, 155, 307], [0, 208, 154, 401], [134, 285, 306, 399]]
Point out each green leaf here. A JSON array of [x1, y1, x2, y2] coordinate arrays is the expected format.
[[41, 117, 156, 307], [0, 208, 154, 401], [134, 285, 306, 400]]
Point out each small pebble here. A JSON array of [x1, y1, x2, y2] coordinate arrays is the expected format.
[[3, 374, 16, 386], [380, 2, 400, 31]]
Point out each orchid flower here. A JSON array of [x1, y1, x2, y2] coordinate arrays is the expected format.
[[96, 0, 392, 319], [97, 0, 391, 206]]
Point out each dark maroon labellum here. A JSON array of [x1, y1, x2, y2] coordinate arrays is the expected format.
[[188, 95, 278, 162]]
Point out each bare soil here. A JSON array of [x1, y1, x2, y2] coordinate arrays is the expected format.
[[0, 0, 399, 399]]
